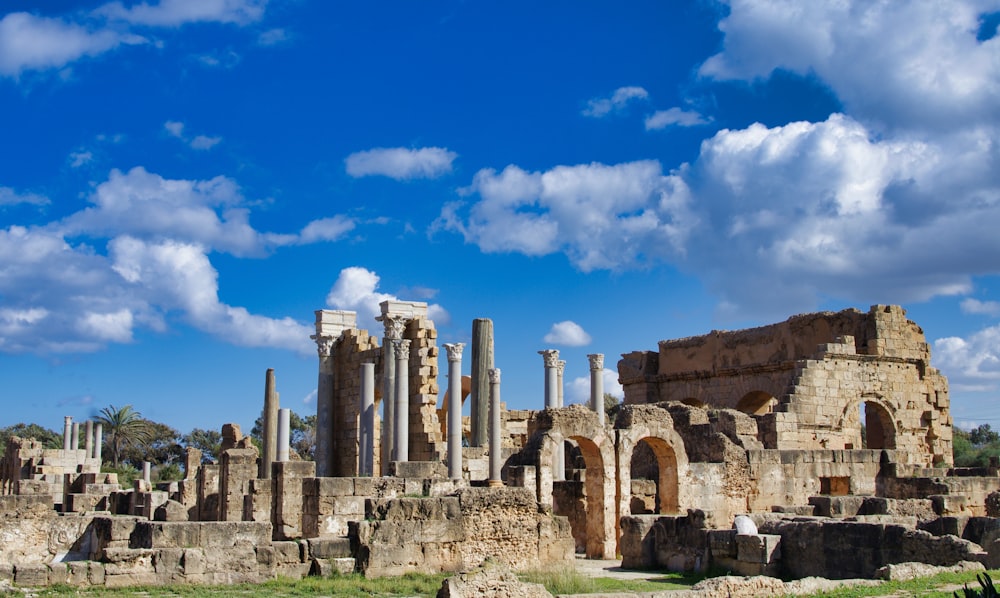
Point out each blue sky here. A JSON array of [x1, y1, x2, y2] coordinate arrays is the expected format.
[[2, 0, 1000, 435]]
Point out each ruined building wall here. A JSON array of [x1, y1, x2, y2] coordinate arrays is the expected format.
[[404, 316, 443, 462], [619, 305, 952, 467], [330, 328, 382, 477]]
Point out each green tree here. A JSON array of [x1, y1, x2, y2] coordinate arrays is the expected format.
[[604, 393, 622, 421], [182, 428, 223, 463], [95, 404, 153, 468], [0, 423, 61, 459], [251, 410, 316, 461], [119, 421, 183, 468]]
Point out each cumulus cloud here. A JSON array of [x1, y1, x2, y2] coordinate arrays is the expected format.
[[165, 121, 223, 150], [962, 298, 1000, 317], [190, 135, 222, 150], [645, 107, 709, 130], [68, 150, 94, 168], [0, 167, 354, 356], [543, 321, 592, 347], [345, 147, 457, 180], [567, 368, 623, 405], [699, 1, 1000, 133], [257, 28, 288, 46], [0, 12, 143, 77], [96, 0, 268, 27], [325, 266, 449, 328], [0, 187, 49, 207], [934, 326, 1000, 393], [435, 160, 697, 272], [582, 86, 649, 117]]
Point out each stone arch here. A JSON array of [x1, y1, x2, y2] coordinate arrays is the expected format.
[[838, 396, 898, 450], [736, 391, 776, 415], [529, 407, 616, 559]]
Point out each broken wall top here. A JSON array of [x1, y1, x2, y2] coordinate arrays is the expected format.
[[653, 305, 930, 376]]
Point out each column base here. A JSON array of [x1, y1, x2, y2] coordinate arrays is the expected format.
[[488, 480, 504, 488]]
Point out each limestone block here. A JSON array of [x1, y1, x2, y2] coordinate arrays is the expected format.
[[272, 541, 304, 564], [88, 561, 105, 585], [353, 477, 375, 496], [736, 533, 781, 564], [317, 477, 354, 497], [0, 564, 11, 584], [15, 563, 50, 586], [67, 561, 89, 584], [182, 548, 205, 575], [333, 496, 366, 516], [307, 537, 353, 559], [46, 562, 69, 585], [153, 547, 184, 577]]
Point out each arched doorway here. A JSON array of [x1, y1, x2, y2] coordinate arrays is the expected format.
[[862, 400, 896, 449], [551, 434, 609, 558], [736, 391, 776, 415], [630, 436, 679, 514]]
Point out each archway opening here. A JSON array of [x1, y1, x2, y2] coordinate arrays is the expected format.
[[736, 391, 776, 415], [552, 436, 606, 558], [862, 401, 896, 449], [630, 437, 679, 514]]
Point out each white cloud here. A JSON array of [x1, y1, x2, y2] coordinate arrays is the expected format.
[[258, 28, 288, 46], [934, 326, 1000, 393], [699, 1, 1000, 133], [164, 120, 185, 137], [543, 321, 592, 347], [96, 0, 268, 27], [325, 266, 449, 329], [582, 86, 649, 118], [567, 368, 624, 405], [345, 147, 457, 180], [0, 187, 49, 207], [190, 135, 222, 150], [68, 150, 94, 168], [645, 107, 709, 130], [962, 298, 1000, 317], [436, 160, 697, 272], [0, 12, 143, 77], [298, 216, 356, 244]]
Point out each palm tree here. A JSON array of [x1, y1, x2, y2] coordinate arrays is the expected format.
[[95, 404, 153, 467]]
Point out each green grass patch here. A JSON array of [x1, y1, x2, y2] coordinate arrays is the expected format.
[[784, 569, 1000, 598], [518, 567, 700, 595]]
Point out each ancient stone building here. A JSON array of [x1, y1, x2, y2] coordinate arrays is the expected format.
[[619, 305, 953, 465]]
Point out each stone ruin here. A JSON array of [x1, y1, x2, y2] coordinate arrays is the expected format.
[[1, 302, 999, 588]]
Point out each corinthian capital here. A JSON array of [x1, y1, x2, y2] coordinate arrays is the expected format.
[[443, 342, 465, 362], [311, 334, 336, 358], [587, 353, 604, 370], [538, 349, 560, 368], [383, 315, 407, 340], [393, 339, 411, 360]]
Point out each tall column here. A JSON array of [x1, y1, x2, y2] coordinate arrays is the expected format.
[[84, 420, 94, 457], [142, 461, 151, 484], [313, 333, 336, 477], [379, 315, 405, 473], [488, 368, 503, 487], [63, 416, 72, 451], [588, 354, 606, 426], [71, 422, 80, 451], [539, 350, 563, 480], [557, 360, 566, 407], [393, 339, 411, 463], [277, 408, 290, 462], [261, 368, 279, 479], [444, 343, 465, 480], [539, 350, 560, 409], [93, 424, 103, 462], [470, 319, 494, 447], [359, 362, 376, 476]]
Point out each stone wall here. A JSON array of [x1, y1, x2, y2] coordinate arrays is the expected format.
[[330, 328, 382, 477]]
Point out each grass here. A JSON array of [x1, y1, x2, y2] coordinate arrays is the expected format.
[[519, 566, 701, 594], [786, 569, 1000, 598]]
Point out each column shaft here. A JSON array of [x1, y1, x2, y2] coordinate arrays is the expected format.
[[470, 319, 494, 447], [488, 368, 503, 486], [261, 368, 279, 479], [93, 424, 103, 462], [393, 340, 411, 463], [70, 423, 80, 452], [444, 343, 465, 480], [360, 362, 376, 476], [588, 353, 606, 426], [277, 408, 290, 463], [63, 416, 72, 451], [84, 420, 94, 458]]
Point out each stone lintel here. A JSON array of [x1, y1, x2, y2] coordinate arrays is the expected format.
[[377, 300, 428, 321], [314, 310, 357, 337]]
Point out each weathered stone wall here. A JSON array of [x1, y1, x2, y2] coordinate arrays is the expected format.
[[330, 328, 382, 477], [619, 305, 953, 467], [747, 449, 883, 511]]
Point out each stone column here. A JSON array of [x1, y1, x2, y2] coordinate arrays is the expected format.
[[71, 422, 80, 451], [557, 360, 566, 407], [84, 420, 94, 457], [379, 315, 406, 473], [470, 319, 494, 447], [588, 353, 605, 426], [277, 408, 290, 462], [143, 461, 151, 484], [63, 416, 72, 451], [488, 368, 503, 487], [393, 339, 411, 463], [539, 350, 563, 480], [261, 368, 279, 479], [444, 343, 465, 480], [359, 361, 376, 476], [313, 333, 336, 477], [539, 350, 560, 409], [93, 424, 103, 462]]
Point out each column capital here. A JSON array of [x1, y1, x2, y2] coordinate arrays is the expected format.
[[381, 315, 407, 340], [587, 353, 605, 370], [538, 349, 560, 368], [443, 342, 465, 362], [488, 368, 501, 384], [393, 338, 411, 360], [311, 334, 336, 358], [557, 360, 566, 375]]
